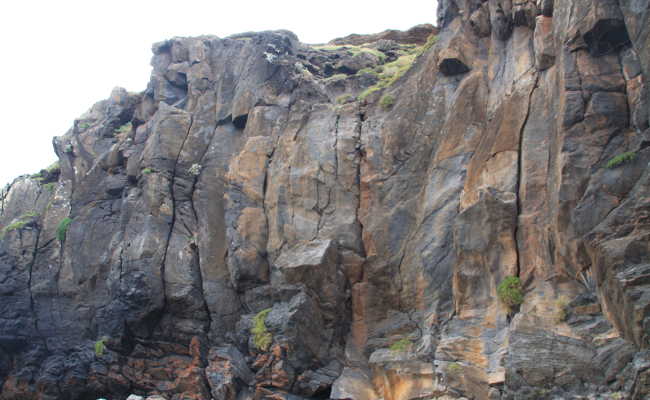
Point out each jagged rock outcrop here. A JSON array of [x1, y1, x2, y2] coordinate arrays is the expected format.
[[2, 1, 650, 399]]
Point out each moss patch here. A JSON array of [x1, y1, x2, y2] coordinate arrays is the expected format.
[[1, 212, 39, 239], [114, 122, 132, 136], [389, 338, 412, 352], [94, 338, 107, 357], [337, 94, 354, 104], [313, 44, 386, 62], [380, 94, 395, 109], [554, 296, 569, 323], [606, 151, 636, 169], [418, 34, 438, 56], [358, 52, 418, 101], [57, 217, 72, 242], [251, 308, 273, 351]]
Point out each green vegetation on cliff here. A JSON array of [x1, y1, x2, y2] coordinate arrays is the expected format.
[[57, 217, 72, 242], [252, 308, 273, 351], [497, 276, 523, 311], [0, 212, 39, 239], [389, 338, 412, 352], [606, 151, 636, 169]]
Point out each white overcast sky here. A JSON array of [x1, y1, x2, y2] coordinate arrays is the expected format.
[[0, 0, 437, 187]]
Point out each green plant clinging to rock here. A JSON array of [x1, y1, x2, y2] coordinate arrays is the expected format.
[[418, 34, 438, 56], [1, 212, 39, 239], [497, 276, 523, 311], [251, 308, 273, 351], [142, 168, 153, 175], [114, 122, 132, 136], [606, 151, 636, 169], [389, 338, 412, 352], [554, 296, 569, 323], [380, 94, 395, 109], [94, 338, 107, 357], [337, 94, 354, 104], [57, 217, 72, 242], [357, 52, 419, 101]]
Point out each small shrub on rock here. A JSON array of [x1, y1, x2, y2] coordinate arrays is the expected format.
[[380, 94, 395, 109], [94, 337, 107, 357], [252, 308, 272, 351], [57, 217, 72, 242], [497, 276, 523, 311]]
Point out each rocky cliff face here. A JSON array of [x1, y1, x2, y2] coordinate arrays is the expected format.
[[2, 1, 650, 399]]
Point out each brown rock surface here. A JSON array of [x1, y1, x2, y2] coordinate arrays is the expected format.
[[2, 1, 650, 399]]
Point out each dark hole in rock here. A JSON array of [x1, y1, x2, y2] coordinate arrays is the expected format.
[[584, 19, 631, 57], [233, 114, 248, 130], [323, 64, 336, 77], [217, 115, 232, 127], [336, 66, 357, 75], [313, 387, 332, 399], [512, 9, 529, 27], [439, 59, 470, 76], [640, 140, 650, 150], [493, 11, 513, 41], [170, 72, 187, 89]]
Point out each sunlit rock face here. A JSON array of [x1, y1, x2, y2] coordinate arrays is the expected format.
[[2, 1, 650, 399]]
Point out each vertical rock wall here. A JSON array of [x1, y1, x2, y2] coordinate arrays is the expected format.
[[1, 1, 650, 399]]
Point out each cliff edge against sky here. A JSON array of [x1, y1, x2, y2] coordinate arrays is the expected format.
[[1, 1, 650, 399]]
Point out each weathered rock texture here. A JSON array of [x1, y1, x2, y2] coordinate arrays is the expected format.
[[2, 1, 650, 399]]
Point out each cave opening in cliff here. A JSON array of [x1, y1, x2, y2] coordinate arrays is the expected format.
[[584, 19, 631, 57], [233, 114, 248, 130]]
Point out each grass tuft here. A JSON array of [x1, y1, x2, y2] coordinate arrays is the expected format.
[[357, 53, 418, 101], [389, 338, 412, 352], [251, 308, 273, 351], [1, 212, 39, 239]]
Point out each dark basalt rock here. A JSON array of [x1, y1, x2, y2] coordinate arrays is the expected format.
[[3, 1, 650, 399]]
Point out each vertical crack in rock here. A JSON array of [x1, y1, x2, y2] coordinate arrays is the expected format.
[[25, 225, 48, 352], [261, 147, 273, 276], [515, 76, 539, 280], [159, 114, 195, 317], [334, 114, 340, 183], [355, 106, 366, 261]]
